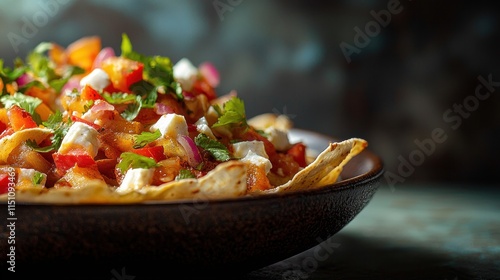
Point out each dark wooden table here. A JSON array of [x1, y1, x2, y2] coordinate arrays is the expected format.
[[243, 184, 500, 280]]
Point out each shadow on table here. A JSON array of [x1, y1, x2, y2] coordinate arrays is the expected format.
[[245, 232, 478, 280]]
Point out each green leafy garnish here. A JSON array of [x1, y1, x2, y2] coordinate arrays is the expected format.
[[133, 129, 161, 148], [102, 92, 138, 104], [32, 172, 44, 185], [212, 96, 247, 128], [26, 110, 72, 152], [175, 169, 196, 180], [0, 92, 43, 124], [117, 152, 159, 173], [121, 95, 142, 121], [194, 133, 230, 161], [121, 33, 182, 101]]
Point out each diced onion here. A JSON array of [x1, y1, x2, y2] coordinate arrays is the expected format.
[[177, 135, 202, 168], [199, 62, 219, 87], [154, 103, 175, 115], [92, 47, 115, 69], [90, 100, 115, 113], [16, 73, 32, 87], [61, 77, 82, 94]]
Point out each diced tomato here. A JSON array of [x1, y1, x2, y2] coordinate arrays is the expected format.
[[66, 36, 101, 72], [80, 84, 104, 101], [101, 57, 144, 92], [240, 128, 278, 160], [287, 142, 307, 167], [0, 174, 11, 195], [191, 78, 217, 101], [53, 151, 97, 175], [7, 105, 37, 131], [70, 115, 101, 130], [0, 121, 6, 134], [0, 128, 14, 139], [132, 145, 166, 162]]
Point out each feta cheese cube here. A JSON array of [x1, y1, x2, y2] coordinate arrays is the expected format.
[[195, 116, 216, 139], [150, 113, 188, 138], [116, 168, 155, 194], [232, 141, 272, 174], [264, 127, 291, 151], [173, 58, 198, 91], [58, 122, 100, 157], [17, 168, 46, 186], [79, 68, 110, 91]]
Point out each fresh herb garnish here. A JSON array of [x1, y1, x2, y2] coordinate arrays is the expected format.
[[32, 172, 44, 185], [212, 96, 247, 128], [194, 133, 230, 161], [175, 169, 196, 180], [133, 129, 161, 148], [26, 110, 72, 152], [0, 92, 43, 124], [117, 152, 159, 173]]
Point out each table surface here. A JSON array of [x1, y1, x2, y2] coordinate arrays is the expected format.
[[242, 183, 500, 280]]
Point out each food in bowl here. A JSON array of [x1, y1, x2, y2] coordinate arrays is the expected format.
[[0, 34, 367, 204]]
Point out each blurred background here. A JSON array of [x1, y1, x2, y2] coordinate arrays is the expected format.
[[0, 0, 498, 188]]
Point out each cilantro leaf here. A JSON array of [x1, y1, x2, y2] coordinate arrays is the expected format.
[[121, 95, 142, 121], [0, 92, 43, 124], [212, 96, 247, 128], [32, 172, 44, 185], [194, 133, 230, 161], [26, 110, 72, 152], [103, 92, 138, 104], [117, 152, 159, 173], [133, 130, 161, 149], [175, 169, 196, 180], [121, 33, 182, 100]]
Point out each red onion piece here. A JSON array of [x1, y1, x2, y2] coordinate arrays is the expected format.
[[199, 62, 220, 87], [16, 73, 32, 87], [182, 90, 196, 100], [61, 77, 82, 94], [154, 103, 175, 115], [177, 135, 202, 168], [90, 100, 115, 113], [92, 47, 115, 69]]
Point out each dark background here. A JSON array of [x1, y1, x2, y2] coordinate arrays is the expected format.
[[0, 0, 498, 188]]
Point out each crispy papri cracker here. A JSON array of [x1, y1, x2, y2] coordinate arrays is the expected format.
[[260, 138, 367, 194]]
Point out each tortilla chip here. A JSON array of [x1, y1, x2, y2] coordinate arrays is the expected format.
[[0, 128, 52, 164], [260, 138, 367, 194], [5, 161, 247, 204]]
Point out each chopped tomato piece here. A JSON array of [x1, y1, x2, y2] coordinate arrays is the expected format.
[[7, 105, 37, 131], [0, 173, 11, 195], [287, 142, 307, 167], [191, 78, 217, 101], [0, 121, 6, 134], [80, 84, 104, 101], [101, 57, 144, 92], [132, 145, 166, 162], [53, 152, 97, 175]]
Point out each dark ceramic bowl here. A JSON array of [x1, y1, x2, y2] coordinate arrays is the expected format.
[[0, 129, 383, 279]]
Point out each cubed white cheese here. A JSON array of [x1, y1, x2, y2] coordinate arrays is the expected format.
[[116, 168, 155, 194], [58, 122, 100, 157], [264, 127, 291, 151], [195, 116, 215, 139], [232, 141, 269, 159], [173, 58, 198, 91], [232, 141, 272, 174], [150, 113, 188, 138], [79, 68, 110, 91]]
